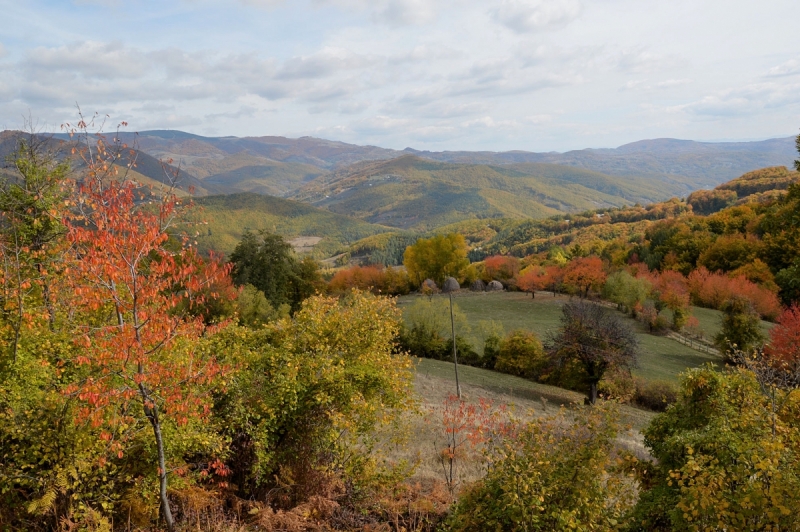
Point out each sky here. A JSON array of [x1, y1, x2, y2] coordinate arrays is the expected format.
[[1, 0, 799, 152]]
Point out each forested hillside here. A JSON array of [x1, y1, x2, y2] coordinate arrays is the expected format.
[[291, 155, 677, 230]]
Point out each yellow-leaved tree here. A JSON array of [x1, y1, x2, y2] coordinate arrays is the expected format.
[[403, 233, 470, 288]]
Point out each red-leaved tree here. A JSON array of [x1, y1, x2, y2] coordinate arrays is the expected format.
[[63, 125, 231, 529], [765, 304, 800, 369]]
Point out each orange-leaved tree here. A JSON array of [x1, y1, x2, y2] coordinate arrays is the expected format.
[[562, 256, 606, 298], [63, 126, 231, 529], [483, 255, 520, 282], [517, 265, 549, 298]]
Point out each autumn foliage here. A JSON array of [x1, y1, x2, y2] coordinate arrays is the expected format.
[[482, 254, 520, 281], [327, 264, 411, 295], [687, 266, 781, 319], [765, 304, 800, 367], [562, 256, 606, 297]]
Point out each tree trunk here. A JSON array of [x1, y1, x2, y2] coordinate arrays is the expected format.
[[147, 405, 175, 531], [140, 379, 175, 531], [589, 381, 598, 405]]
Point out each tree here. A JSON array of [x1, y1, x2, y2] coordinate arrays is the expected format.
[[65, 168, 230, 529], [494, 330, 547, 379], [214, 291, 414, 501], [482, 255, 520, 282], [765, 304, 800, 369], [715, 296, 766, 362], [229, 230, 319, 313], [602, 270, 651, 316], [547, 300, 639, 404], [632, 367, 800, 530], [517, 265, 549, 298], [403, 233, 469, 287], [0, 133, 70, 361], [652, 270, 690, 330], [562, 256, 606, 298]]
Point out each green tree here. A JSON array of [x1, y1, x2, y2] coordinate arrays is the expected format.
[[229, 230, 320, 312], [494, 330, 547, 379], [0, 135, 70, 361], [602, 270, 651, 316], [548, 300, 639, 404], [631, 367, 800, 531], [403, 233, 470, 287], [213, 291, 414, 501], [715, 295, 766, 362]]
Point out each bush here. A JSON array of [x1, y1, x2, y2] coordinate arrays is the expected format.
[[632, 378, 678, 412], [447, 404, 636, 531], [494, 330, 547, 379], [597, 367, 635, 402]]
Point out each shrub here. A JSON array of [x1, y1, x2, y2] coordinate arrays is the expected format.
[[597, 367, 635, 402], [447, 404, 636, 531], [494, 330, 547, 379], [632, 378, 678, 412]]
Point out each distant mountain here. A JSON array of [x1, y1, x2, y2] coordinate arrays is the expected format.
[[0, 130, 223, 196], [403, 137, 797, 191], [61, 130, 796, 199], [289, 155, 694, 230]]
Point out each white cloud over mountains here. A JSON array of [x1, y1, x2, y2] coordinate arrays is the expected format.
[[1, 0, 799, 150]]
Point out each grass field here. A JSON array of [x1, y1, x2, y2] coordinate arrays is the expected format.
[[690, 305, 773, 340], [398, 291, 721, 383]]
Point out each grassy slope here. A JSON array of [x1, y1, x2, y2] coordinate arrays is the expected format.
[[190, 192, 392, 256], [689, 305, 774, 340], [398, 291, 721, 383], [294, 155, 686, 231], [204, 160, 326, 196]]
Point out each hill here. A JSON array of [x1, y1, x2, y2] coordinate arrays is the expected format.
[[0, 130, 222, 196], [404, 137, 796, 192], [471, 165, 800, 260], [190, 192, 393, 257], [291, 155, 675, 230], [23, 129, 792, 201]]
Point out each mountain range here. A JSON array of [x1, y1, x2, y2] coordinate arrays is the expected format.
[[1, 129, 796, 257]]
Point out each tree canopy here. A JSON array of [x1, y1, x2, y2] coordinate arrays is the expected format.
[[403, 232, 470, 287]]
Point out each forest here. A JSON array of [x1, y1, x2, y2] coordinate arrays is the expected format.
[[2, 122, 800, 531]]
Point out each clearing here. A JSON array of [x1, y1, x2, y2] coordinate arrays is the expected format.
[[397, 291, 723, 383]]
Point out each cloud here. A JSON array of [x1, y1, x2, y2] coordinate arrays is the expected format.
[[276, 48, 376, 80], [619, 78, 692, 91], [461, 116, 519, 129], [0, 43, 6, 59], [671, 82, 800, 117], [766, 58, 800, 77], [492, 0, 582, 33], [373, 0, 438, 26], [613, 48, 686, 74]]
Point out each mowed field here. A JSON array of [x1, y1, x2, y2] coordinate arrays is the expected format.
[[397, 291, 724, 383]]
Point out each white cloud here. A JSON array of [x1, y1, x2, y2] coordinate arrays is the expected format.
[[492, 0, 582, 33], [620, 78, 692, 91], [670, 82, 800, 117], [373, 0, 438, 26], [0, 43, 7, 59], [766, 58, 800, 77]]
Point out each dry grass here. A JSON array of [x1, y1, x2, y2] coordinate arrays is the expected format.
[[372, 358, 654, 498]]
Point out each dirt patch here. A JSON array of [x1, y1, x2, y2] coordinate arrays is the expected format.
[[288, 236, 322, 253]]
